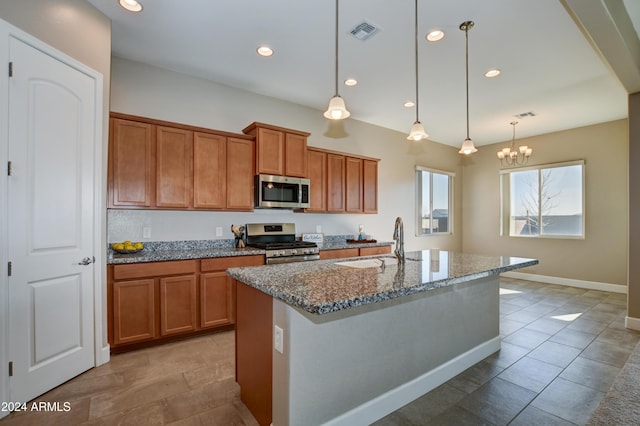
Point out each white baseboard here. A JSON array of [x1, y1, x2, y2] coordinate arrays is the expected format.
[[626, 316, 640, 331], [501, 271, 627, 294], [324, 336, 501, 426]]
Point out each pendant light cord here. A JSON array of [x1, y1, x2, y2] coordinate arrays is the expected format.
[[464, 24, 470, 140], [414, 0, 419, 121], [334, 0, 339, 97]]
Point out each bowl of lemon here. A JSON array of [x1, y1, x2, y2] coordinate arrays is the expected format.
[[112, 240, 144, 254]]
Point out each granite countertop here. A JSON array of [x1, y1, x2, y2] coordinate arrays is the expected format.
[[226, 250, 538, 315], [107, 236, 394, 265]]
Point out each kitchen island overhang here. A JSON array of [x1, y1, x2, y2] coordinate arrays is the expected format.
[[228, 250, 538, 426]]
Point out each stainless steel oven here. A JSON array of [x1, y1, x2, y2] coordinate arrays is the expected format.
[[255, 174, 310, 209], [245, 223, 319, 264]]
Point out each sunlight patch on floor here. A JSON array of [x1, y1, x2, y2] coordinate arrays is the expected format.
[[500, 288, 523, 295], [551, 312, 582, 322]]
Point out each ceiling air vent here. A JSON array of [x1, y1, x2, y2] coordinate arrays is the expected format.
[[350, 21, 380, 41], [514, 111, 537, 119]]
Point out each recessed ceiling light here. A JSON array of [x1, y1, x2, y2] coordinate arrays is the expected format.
[[344, 78, 358, 87], [403, 101, 415, 108], [426, 30, 445, 42], [119, 0, 143, 12], [256, 46, 273, 57], [485, 68, 501, 78]]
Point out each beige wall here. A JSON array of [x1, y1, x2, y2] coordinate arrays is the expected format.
[[462, 119, 628, 287], [108, 57, 463, 252], [629, 92, 640, 318]]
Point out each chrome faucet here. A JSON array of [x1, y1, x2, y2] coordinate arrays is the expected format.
[[393, 217, 405, 264]]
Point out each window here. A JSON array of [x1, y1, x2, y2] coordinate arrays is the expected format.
[[416, 166, 454, 235], [501, 160, 584, 238]]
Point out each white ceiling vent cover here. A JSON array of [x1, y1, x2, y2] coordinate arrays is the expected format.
[[350, 21, 380, 41]]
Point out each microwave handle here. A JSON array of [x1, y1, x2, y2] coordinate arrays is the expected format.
[[299, 185, 302, 203]]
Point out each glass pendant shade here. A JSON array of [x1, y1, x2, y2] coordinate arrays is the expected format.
[[323, 95, 350, 120], [458, 137, 478, 155], [407, 121, 428, 141]]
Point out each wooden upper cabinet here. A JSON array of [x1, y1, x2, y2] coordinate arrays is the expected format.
[[243, 122, 309, 177], [226, 137, 255, 210], [109, 118, 154, 207], [363, 159, 378, 213], [155, 126, 193, 208], [255, 127, 284, 176], [284, 133, 308, 177], [193, 132, 227, 209], [307, 149, 327, 212], [345, 157, 363, 213], [327, 153, 345, 212]]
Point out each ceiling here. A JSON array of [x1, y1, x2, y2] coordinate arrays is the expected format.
[[89, 0, 640, 148]]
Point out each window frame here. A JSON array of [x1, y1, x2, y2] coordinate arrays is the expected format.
[[500, 160, 585, 239], [415, 166, 454, 236]]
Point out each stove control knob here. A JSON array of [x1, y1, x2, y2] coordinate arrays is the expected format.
[[291, 249, 297, 255], [280, 250, 286, 256]]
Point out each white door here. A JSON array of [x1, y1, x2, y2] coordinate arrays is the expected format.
[[7, 36, 96, 403]]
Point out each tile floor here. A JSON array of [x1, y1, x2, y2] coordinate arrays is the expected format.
[[1, 277, 638, 425]]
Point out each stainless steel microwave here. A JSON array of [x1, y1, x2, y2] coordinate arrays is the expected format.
[[255, 174, 310, 209]]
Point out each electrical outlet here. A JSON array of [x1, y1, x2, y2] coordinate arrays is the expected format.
[[316, 225, 322, 233], [216, 227, 223, 237], [142, 227, 151, 239], [274, 325, 284, 354]]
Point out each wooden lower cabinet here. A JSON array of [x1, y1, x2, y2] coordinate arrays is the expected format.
[[200, 272, 234, 328], [160, 275, 197, 336], [109, 256, 264, 352], [319, 245, 392, 260], [112, 278, 156, 345]]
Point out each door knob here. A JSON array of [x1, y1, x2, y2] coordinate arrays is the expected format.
[[78, 256, 95, 266]]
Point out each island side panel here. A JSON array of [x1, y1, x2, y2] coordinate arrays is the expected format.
[[274, 276, 500, 426], [235, 280, 272, 426]]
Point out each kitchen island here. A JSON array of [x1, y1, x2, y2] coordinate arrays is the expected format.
[[227, 250, 537, 426]]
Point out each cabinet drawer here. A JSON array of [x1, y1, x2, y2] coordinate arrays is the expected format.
[[359, 246, 392, 256], [318, 248, 359, 260], [201, 255, 264, 272], [113, 259, 197, 280]]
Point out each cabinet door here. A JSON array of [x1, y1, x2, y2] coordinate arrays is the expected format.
[[193, 132, 227, 209], [156, 126, 193, 208], [345, 157, 363, 213], [112, 279, 156, 345], [284, 133, 308, 177], [307, 149, 327, 212], [256, 127, 284, 175], [327, 154, 345, 212], [227, 138, 255, 210], [160, 275, 197, 336], [359, 246, 391, 256], [200, 272, 234, 328], [363, 159, 378, 213], [109, 118, 154, 207]]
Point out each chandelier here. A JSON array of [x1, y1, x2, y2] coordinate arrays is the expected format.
[[497, 121, 532, 166]]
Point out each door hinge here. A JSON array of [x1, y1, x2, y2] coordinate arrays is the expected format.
[[7, 161, 12, 176], [8, 62, 13, 77], [8, 361, 13, 377], [7, 261, 12, 277]]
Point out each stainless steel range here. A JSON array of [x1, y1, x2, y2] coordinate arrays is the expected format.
[[245, 223, 320, 264]]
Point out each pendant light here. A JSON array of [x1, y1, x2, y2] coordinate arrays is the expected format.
[[458, 21, 478, 155], [407, 0, 428, 141], [324, 0, 350, 120]]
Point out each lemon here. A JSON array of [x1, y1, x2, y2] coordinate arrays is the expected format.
[[134, 242, 143, 250], [112, 243, 124, 250], [124, 240, 132, 246]]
